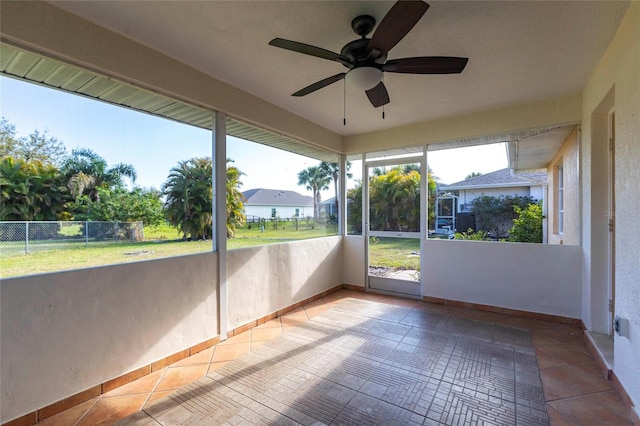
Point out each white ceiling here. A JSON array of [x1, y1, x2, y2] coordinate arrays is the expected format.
[[51, 1, 628, 137]]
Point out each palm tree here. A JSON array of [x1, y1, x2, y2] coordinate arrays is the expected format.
[[162, 157, 213, 240], [297, 165, 330, 220], [319, 161, 352, 219], [162, 157, 246, 240], [225, 160, 246, 237], [60, 148, 136, 201]]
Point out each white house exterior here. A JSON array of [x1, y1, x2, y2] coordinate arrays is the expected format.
[[443, 168, 546, 212], [242, 188, 314, 219]]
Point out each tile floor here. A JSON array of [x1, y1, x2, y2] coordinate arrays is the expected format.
[[33, 290, 633, 425]]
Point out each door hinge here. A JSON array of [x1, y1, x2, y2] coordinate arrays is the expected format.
[[608, 219, 614, 232], [608, 299, 614, 313], [609, 138, 614, 151]]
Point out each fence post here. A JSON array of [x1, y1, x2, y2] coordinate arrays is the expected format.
[[85, 221, 89, 248], [25, 221, 29, 254]]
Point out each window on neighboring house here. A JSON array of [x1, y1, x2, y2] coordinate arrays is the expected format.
[[295, 208, 300, 217], [557, 165, 564, 235], [271, 208, 277, 218]]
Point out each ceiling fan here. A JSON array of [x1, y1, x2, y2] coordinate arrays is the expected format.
[[269, 0, 468, 108]]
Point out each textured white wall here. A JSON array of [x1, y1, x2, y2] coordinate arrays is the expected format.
[[339, 237, 582, 318], [344, 94, 582, 154], [0, 253, 219, 423], [582, 1, 640, 410], [227, 237, 342, 329], [547, 128, 579, 245], [342, 235, 366, 288], [423, 239, 582, 318]]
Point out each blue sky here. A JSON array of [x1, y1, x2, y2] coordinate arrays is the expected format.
[[1, 76, 506, 196], [1, 76, 324, 195]]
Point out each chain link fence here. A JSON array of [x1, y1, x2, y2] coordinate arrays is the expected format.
[[0, 221, 144, 256]]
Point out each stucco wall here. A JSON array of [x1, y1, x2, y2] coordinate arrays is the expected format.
[[342, 235, 366, 288], [0, 253, 219, 423], [547, 128, 579, 245], [423, 239, 582, 318], [581, 1, 640, 411], [339, 237, 582, 318], [227, 237, 343, 329], [344, 94, 582, 154]]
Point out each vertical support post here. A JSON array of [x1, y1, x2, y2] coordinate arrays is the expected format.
[[339, 154, 347, 236], [212, 111, 228, 341], [25, 221, 29, 254], [85, 221, 89, 247], [362, 153, 368, 290], [542, 184, 548, 244], [420, 146, 428, 298]]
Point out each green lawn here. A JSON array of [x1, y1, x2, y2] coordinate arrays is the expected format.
[[0, 222, 339, 278], [0, 224, 423, 278], [368, 237, 421, 271]]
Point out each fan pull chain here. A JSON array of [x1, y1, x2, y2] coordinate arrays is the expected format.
[[382, 75, 386, 119], [343, 79, 347, 126]]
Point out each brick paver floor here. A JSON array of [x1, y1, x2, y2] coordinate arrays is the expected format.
[[35, 290, 633, 425]]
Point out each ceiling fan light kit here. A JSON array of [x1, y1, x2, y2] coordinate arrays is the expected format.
[[346, 66, 382, 91], [269, 0, 468, 110]]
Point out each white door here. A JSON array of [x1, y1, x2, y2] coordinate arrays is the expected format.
[[365, 156, 425, 298]]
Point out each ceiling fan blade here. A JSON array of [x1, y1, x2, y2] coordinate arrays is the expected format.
[[366, 1, 430, 58], [269, 38, 348, 63], [292, 73, 346, 97], [383, 56, 468, 74], [365, 81, 390, 108]]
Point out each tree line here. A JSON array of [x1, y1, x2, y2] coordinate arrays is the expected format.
[[0, 118, 244, 239]]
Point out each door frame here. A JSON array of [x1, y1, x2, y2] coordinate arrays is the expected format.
[[608, 111, 616, 335], [364, 152, 426, 298]]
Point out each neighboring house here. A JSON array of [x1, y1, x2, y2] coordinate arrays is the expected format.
[[318, 197, 338, 218], [242, 188, 313, 220], [443, 168, 547, 212], [437, 168, 547, 236]]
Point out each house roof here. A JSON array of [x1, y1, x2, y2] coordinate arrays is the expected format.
[[443, 168, 547, 190], [242, 189, 313, 206], [319, 197, 336, 205]]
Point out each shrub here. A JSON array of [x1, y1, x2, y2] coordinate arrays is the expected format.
[[454, 228, 489, 241], [508, 203, 543, 243]]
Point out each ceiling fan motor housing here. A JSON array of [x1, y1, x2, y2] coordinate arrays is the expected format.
[[341, 39, 387, 67], [351, 15, 376, 37]]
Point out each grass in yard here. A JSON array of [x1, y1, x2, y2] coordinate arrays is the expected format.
[[368, 237, 421, 271], [0, 226, 417, 278], [144, 223, 182, 240], [0, 240, 213, 278], [0, 222, 339, 278]]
